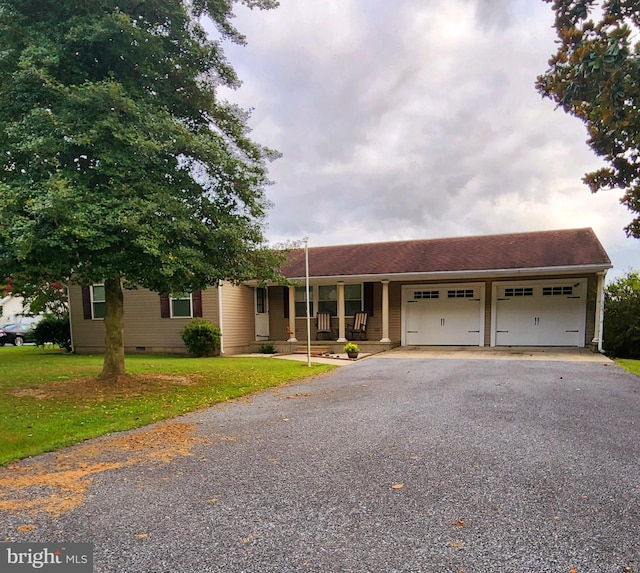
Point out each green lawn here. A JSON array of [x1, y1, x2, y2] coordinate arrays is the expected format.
[[616, 358, 640, 377], [0, 346, 336, 465]]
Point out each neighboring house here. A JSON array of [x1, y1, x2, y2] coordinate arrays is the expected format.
[[0, 293, 27, 327], [68, 228, 612, 355]]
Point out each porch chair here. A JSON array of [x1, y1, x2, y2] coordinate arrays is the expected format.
[[346, 311, 368, 341], [316, 312, 333, 340]]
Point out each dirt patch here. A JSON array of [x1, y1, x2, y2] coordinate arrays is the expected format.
[[0, 422, 210, 517], [10, 374, 202, 400]]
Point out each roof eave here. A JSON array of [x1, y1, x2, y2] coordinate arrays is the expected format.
[[279, 263, 612, 284]]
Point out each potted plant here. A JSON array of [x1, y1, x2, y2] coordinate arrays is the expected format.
[[344, 342, 360, 359]]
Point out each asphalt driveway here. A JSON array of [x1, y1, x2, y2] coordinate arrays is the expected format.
[[1, 354, 639, 572]]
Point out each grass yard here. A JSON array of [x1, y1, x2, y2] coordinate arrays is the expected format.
[[0, 346, 336, 465], [616, 358, 640, 377]]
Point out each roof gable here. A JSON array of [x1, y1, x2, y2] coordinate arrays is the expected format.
[[280, 228, 612, 279]]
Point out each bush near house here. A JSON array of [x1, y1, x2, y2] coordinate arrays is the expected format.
[[180, 318, 222, 357], [33, 313, 71, 351], [259, 343, 277, 354], [604, 271, 640, 359]]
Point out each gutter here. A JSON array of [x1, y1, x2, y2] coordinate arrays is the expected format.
[[274, 264, 614, 285], [64, 282, 74, 353]]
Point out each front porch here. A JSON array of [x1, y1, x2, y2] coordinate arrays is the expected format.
[[255, 281, 394, 347], [247, 339, 400, 356]]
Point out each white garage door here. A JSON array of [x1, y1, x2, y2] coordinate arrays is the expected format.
[[494, 281, 587, 347], [405, 285, 483, 345]]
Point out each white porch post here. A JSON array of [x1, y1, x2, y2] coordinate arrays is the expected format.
[[337, 282, 347, 342], [380, 280, 391, 343], [287, 286, 297, 342], [593, 271, 607, 353]]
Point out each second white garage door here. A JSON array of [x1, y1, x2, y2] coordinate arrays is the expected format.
[[404, 284, 484, 346], [493, 280, 587, 347]]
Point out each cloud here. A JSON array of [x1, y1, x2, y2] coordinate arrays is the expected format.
[[215, 0, 639, 277]]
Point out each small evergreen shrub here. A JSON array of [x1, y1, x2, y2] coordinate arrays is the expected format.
[[180, 318, 221, 357], [259, 343, 277, 354], [33, 314, 71, 351]]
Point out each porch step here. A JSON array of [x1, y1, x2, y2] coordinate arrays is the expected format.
[[294, 345, 331, 355]]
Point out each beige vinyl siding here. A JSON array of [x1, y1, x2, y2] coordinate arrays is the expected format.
[[219, 282, 255, 355], [70, 284, 221, 354], [69, 284, 106, 352], [123, 288, 187, 351], [388, 282, 403, 342]]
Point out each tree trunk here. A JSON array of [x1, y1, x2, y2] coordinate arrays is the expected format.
[[98, 276, 126, 379]]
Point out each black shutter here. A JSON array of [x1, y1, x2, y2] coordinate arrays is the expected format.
[[160, 293, 170, 318], [283, 287, 289, 318], [364, 282, 374, 317], [192, 290, 203, 317], [82, 286, 92, 319]]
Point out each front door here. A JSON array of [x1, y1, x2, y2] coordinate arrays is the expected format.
[[255, 287, 270, 340]]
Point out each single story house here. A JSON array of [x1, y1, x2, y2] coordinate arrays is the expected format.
[[68, 227, 612, 355]]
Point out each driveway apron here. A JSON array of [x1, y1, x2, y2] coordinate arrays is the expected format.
[[1, 355, 638, 572]]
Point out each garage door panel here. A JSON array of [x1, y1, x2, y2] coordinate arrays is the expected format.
[[405, 301, 429, 345], [494, 282, 586, 347], [405, 286, 483, 346]]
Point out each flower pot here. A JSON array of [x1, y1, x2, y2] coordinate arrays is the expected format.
[[347, 351, 359, 359]]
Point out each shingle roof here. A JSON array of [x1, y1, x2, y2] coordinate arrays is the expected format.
[[280, 228, 612, 279]]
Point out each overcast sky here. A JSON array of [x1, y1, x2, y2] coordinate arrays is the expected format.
[[217, 0, 639, 280]]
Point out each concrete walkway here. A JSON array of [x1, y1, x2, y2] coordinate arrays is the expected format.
[[380, 345, 612, 363], [248, 346, 612, 365]]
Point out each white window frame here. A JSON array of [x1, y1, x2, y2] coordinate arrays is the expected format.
[[299, 284, 363, 318], [343, 283, 363, 317], [170, 293, 193, 318], [294, 286, 313, 318], [91, 284, 106, 320], [317, 285, 338, 316]]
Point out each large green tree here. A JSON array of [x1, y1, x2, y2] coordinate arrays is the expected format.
[[536, 0, 640, 237], [5, 278, 69, 318], [603, 270, 640, 358], [0, 0, 283, 378]]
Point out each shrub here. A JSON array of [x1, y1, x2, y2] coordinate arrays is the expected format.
[[180, 319, 221, 357], [259, 342, 277, 354], [33, 313, 71, 351], [604, 270, 640, 358]]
